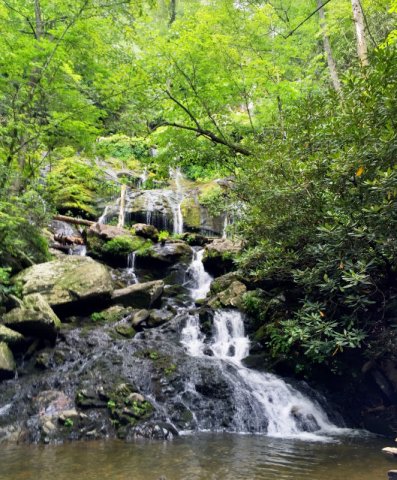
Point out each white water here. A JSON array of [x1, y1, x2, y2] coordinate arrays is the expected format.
[[181, 252, 345, 439], [126, 252, 138, 284], [98, 205, 111, 224], [182, 310, 343, 439], [186, 249, 213, 300], [222, 215, 228, 239]]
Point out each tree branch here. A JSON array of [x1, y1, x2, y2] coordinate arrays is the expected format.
[[152, 121, 252, 156]]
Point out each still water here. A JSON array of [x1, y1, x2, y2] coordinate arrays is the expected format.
[[1, 433, 393, 480]]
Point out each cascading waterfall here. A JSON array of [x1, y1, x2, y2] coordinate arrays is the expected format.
[[186, 249, 213, 300], [98, 205, 111, 224], [180, 254, 344, 439], [126, 252, 138, 284]]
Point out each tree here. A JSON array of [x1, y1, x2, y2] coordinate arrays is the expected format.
[[351, 0, 369, 66]]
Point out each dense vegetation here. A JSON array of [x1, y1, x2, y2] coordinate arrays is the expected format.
[[1, 0, 396, 376]]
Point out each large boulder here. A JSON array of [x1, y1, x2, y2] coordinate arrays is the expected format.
[[0, 342, 16, 380], [13, 256, 113, 316], [208, 281, 247, 309], [202, 239, 242, 276], [2, 293, 61, 341], [132, 223, 159, 242], [87, 223, 152, 267], [137, 240, 192, 268], [111, 280, 164, 309]]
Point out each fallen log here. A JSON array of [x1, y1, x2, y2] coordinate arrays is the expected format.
[[53, 214, 95, 227]]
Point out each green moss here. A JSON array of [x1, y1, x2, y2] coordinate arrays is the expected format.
[[102, 235, 137, 256], [180, 197, 201, 228]]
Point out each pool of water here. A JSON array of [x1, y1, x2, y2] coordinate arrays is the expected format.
[[1, 433, 394, 480]]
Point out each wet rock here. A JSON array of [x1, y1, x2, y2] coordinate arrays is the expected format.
[[129, 422, 178, 440], [138, 240, 192, 268], [181, 232, 209, 247], [58, 409, 80, 424], [88, 223, 132, 241], [147, 309, 174, 328], [210, 272, 243, 295], [0, 342, 16, 380], [111, 280, 164, 309], [389, 471, 397, 480], [14, 256, 113, 316], [0, 325, 25, 347], [2, 293, 61, 341], [131, 309, 150, 328], [132, 223, 159, 242], [203, 239, 242, 276], [383, 447, 397, 457], [115, 323, 136, 338], [208, 281, 247, 309]]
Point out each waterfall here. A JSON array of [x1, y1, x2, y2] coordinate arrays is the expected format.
[[180, 259, 343, 438], [222, 215, 228, 239], [181, 310, 343, 438], [98, 205, 110, 224], [126, 252, 138, 284], [186, 249, 213, 300]]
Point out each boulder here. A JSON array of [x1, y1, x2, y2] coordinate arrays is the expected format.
[[2, 294, 61, 341], [131, 309, 150, 328], [14, 256, 113, 315], [0, 325, 25, 347], [147, 309, 173, 328], [132, 223, 159, 242], [208, 281, 247, 309], [89, 223, 131, 241], [383, 447, 397, 458], [111, 281, 164, 309], [202, 239, 242, 276], [0, 342, 16, 380], [210, 272, 243, 295], [137, 240, 192, 268]]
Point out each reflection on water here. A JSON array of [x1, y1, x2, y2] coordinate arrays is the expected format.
[[2, 433, 392, 480]]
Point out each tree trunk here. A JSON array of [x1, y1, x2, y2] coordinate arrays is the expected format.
[[351, 0, 369, 66], [53, 215, 95, 227], [317, 0, 342, 93], [117, 184, 127, 228], [168, 0, 176, 26], [34, 0, 43, 39]]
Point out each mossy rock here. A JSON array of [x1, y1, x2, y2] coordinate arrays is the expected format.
[[2, 293, 61, 341], [0, 342, 16, 380], [180, 197, 201, 229], [114, 323, 136, 338], [13, 256, 113, 316]]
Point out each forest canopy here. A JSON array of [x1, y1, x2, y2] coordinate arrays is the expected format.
[[0, 0, 396, 372]]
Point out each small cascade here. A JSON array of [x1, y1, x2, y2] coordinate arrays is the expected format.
[[181, 309, 343, 438], [139, 167, 148, 187], [186, 249, 213, 300], [98, 205, 111, 224], [126, 252, 138, 284]]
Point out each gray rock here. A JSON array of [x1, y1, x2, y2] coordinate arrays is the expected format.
[[14, 256, 113, 313], [2, 293, 61, 341], [138, 240, 192, 267], [208, 281, 247, 309], [0, 342, 16, 380], [133, 223, 159, 242], [203, 239, 242, 276], [147, 309, 173, 327], [111, 281, 164, 309], [131, 309, 150, 327]]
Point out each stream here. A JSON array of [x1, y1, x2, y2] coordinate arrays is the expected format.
[[1, 434, 391, 479]]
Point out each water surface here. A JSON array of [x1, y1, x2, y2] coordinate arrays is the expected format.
[[2, 433, 392, 480]]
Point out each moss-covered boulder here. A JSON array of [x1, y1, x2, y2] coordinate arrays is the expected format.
[[208, 281, 247, 309], [0, 342, 16, 380], [202, 239, 242, 276], [111, 280, 164, 309], [2, 293, 61, 341], [137, 240, 192, 268], [0, 325, 25, 347], [132, 223, 159, 242], [13, 256, 113, 316], [87, 224, 152, 267], [210, 272, 244, 295]]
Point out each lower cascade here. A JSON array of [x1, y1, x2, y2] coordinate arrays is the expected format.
[[181, 309, 342, 438]]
